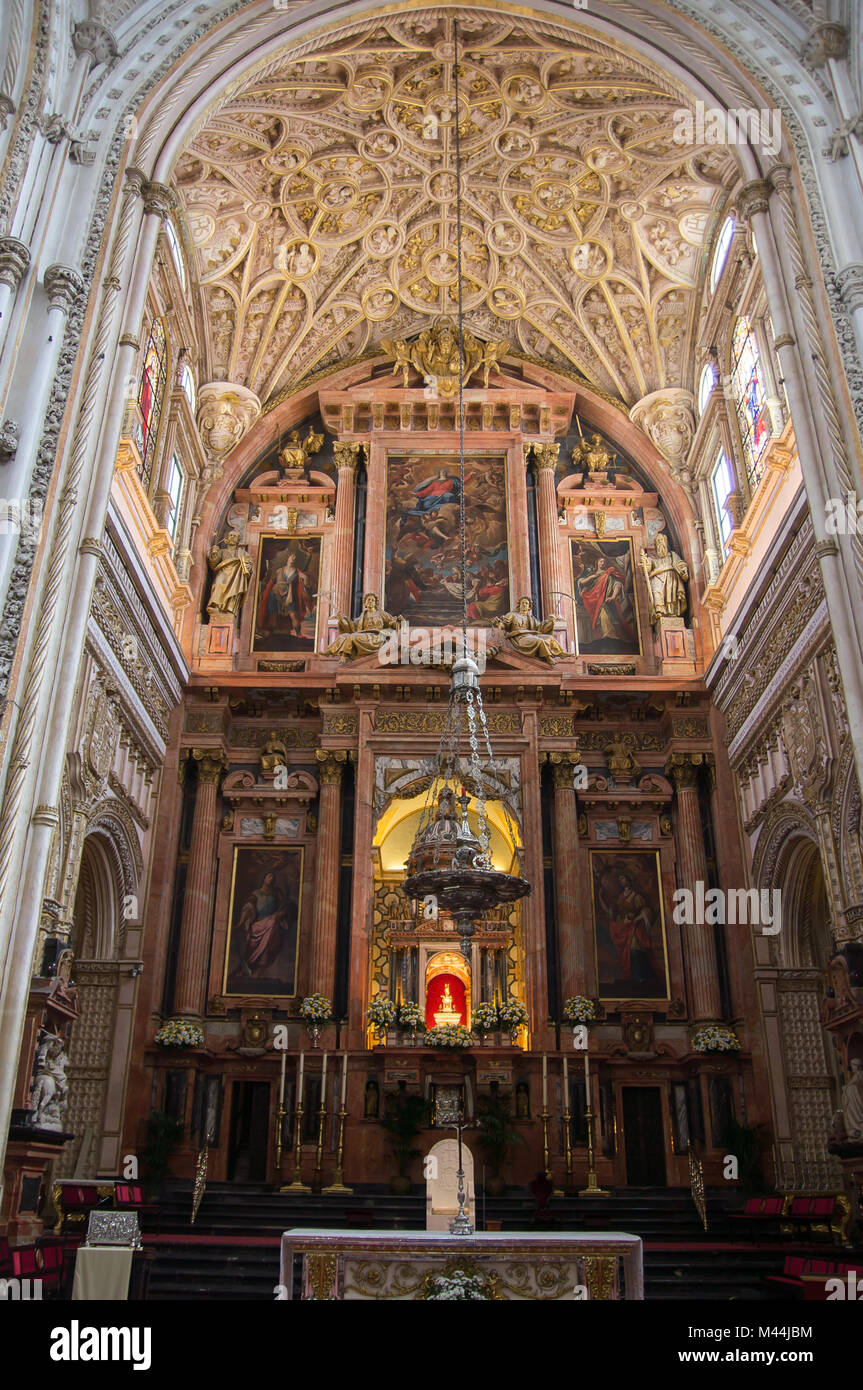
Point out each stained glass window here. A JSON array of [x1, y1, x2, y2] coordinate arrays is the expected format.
[[179, 361, 196, 413], [711, 451, 735, 555], [137, 316, 167, 490], [165, 220, 187, 292], [730, 315, 770, 487]]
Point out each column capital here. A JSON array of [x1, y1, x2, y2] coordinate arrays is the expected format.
[[141, 180, 178, 220], [835, 263, 863, 314], [44, 263, 85, 314], [802, 22, 848, 67], [737, 180, 771, 222], [72, 20, 118, 70], [191, 747, 228, 783], [665, 750, 712, 789], [0, 236, 30, 291], [533, 441, 560, 471], [333, 440, 366, 471], [547, 749, 581, 788], [315, 748, 348, 784], [767, 164, 794, 196]]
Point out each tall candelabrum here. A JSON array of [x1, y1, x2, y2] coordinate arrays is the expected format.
[[435, 1093, 473, 1235], [323, 1052, 352, 1194], [578, 1049, 609, 1198]]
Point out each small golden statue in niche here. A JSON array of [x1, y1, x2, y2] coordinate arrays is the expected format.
[[382, 316, 509, 396], [433, 981, 462, 1027], [640, 532, 689, 623], [326, 592, 401, 662], [207, 531, 252, 618], [278, 425, 324, 480], [570, 431, 617, 475], [605, 733, 641, 787], [260, 732, 289, 780], [495, 597, 566, 663]]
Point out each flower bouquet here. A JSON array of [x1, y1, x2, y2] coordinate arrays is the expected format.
[[471, 1001, 499, 1040], [367, 995, 397, 1041], [300, 993, 332, 1046], [691, 1025, 740, 1054], [498, 998, 528, 1040], [424, 1270, 490, 1301], [426, 1023, 473, 1050], [397, 1001, 425, 1043], [563, 996, 597, 1025], [154, 1020, 204, 1049]]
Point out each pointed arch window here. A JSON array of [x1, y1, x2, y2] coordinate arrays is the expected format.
[[137, 316, 168, 490], [730, 314, 770, 488], [709, 215, 735, 292]]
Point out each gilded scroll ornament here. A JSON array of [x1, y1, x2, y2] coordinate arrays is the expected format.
[[382, 317, 508, 396]]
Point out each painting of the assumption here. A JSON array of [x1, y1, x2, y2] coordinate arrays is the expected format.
[[253, 535, 321, 651], [223, 848, 303, 998], [384, 453, 510, 626], [591, 850, 669, 1001], [570, 539, 640, 655]]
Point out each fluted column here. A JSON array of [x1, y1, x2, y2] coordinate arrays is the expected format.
[[532, 442, 565, 620], [327, 442, 363, 631], [311, 749, 347, 997], [666, 753, 722, 1023], [549, 751, 586, 997], [173, 749, 227, 1017]]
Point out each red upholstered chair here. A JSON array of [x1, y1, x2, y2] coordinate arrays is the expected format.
[[114, 1180, 160, 1230], [11, 1247, 39, 1281], [728, 1194, 785, 1242]]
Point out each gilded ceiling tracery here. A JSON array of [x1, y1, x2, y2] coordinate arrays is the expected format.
[[173, 12, 737, 408]]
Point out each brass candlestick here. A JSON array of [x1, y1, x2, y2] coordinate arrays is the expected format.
[[540, 1109, 564, 1196], [274, 1100, 286, 1181], [579, 1105, 609, 1197], [312, 1102, 327, 1189], [563, 1106, 573, 1189], [323, 1106, 353, 1194], [282, 1102, 310, 1192]]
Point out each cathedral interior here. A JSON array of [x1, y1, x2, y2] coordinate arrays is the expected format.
[[1, 0, 863, 1321]]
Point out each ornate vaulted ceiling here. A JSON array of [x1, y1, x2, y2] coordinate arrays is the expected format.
[[173, 10, 737, 410]]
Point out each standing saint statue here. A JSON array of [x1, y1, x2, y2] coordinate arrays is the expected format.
[[207, 530, 253, 618], [495, 596, 566, 663], [326, 592, 401, 661], [830, 1058, 863, 1142], [640, 532, 689, 623]]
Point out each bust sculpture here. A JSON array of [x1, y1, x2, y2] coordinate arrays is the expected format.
[[495, 597, 566, 663], [207, 531, 252, 619]]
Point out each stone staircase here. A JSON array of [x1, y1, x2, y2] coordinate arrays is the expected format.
[[142, 1182, 798, 1300]]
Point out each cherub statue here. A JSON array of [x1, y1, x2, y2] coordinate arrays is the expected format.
[[207, 531, 252, 618], [326, 592, 401, 662], [495, 597, 566, 663]]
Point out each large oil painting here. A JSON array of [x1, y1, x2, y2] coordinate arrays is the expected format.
[[570, 539, 640, 655], [223, 847, 304, 998], [384, 452, 510, 626], [252, 535, 321, 651], [590, 850, 669, 1001]]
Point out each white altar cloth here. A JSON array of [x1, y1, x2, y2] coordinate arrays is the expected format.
[[280, 1228, 643, 1301]]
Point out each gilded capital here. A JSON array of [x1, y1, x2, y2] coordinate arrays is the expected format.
[[333, 441, 365, 471], [547, 749, 581, 788], [665, 751, 708, 790], [315, 748, 348, 784], [533, 441, 560, 471], [192, 747, 228, 783]]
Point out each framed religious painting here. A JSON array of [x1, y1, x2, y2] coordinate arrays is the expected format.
[[384, 451, 511, 626], [570, 538, 641, 656], [222, 846, 304, 998], [590, 849, 670, 1002], [252, 534, 321, 652]]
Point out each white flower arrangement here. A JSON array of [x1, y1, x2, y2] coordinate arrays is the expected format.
[[563, 996, 597, 1025], [425, 1271, 489, 1301], [367, 996, 397, 1030], [425, 1023, 473, 1050], [471, 1001, 499, 1035], [498, 998, 528, 1029], [154, 1020, 204, 1049], [397, 1001, 425, 1032], [299, 993, 332, 1024], [691, 1025, 740, 1054]]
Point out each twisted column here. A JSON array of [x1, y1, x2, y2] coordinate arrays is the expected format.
[[173, 750, 227, 1017], [666, 753, 722, 1023], [311, 750, 348, 996]]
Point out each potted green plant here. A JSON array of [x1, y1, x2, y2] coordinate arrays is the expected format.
[[380, 1093, 428, 1195], [141, 1110, 184, 1199], [476, 1093, 526, 1197]]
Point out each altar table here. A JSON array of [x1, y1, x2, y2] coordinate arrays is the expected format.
[[280, 1228, 643, 1301]]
